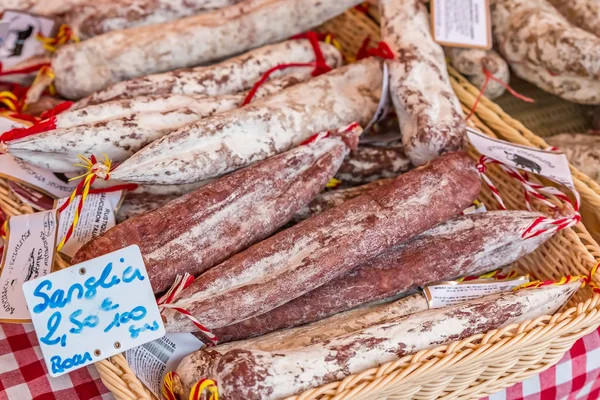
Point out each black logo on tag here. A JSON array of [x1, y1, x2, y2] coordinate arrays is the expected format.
[[25, 248, 38, 281], [504, 151, 541, 174], [9, 25, 33, 57]]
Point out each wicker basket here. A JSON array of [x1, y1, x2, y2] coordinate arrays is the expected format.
[[2, 8, 600, 400]]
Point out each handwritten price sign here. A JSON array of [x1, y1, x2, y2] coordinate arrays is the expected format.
[[23, 245, 165, 377]]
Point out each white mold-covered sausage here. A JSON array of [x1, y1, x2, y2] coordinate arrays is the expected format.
[[51, 0, 361, 99], [380, 0, 466, 166], [491, 0, 600, 104], [110, 59, 384, 184], [74, 39, 342, 107], [177, 284, 578, 400], [446, 47, 510, 99]]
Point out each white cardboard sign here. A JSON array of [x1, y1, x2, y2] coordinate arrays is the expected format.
[[0, 210, 57, 322], [23, 245, 165, 377], [431, 0, 492, 49]]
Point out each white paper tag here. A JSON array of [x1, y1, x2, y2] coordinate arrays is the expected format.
[[0, 11, 55, 68], [364, 63, 390, 133], [431, 0, 492, 49], [466, 127, 576, 191], [0, 210, 57, 322], [424, 276, 528, 308], [56, 192, 122, 259], [0, 115, 29, 132], [126, 333, 205, 397], [463, 201, 487, 215], [22, 245, 165, 377], [0, 154, 79, 198], [0, 22, 10, 46]]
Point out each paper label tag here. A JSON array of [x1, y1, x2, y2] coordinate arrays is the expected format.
[[0, 22, 10, 46], [126, 333, 205, 397], [0, 154, 79, 198], [431, 0, 492, 49], [23, 245, 165, 377], [424, 276, 529, 308], [466, 127, 576, 191], [0, 11, 56, 68], [0, 210, 57, 322], [0, 115, 29, 132], [364, 63, 390, 133], [463, 201, 487, 215], [56, 192, 122, 259]]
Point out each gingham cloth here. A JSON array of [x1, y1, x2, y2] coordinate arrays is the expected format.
[[0, 323, 111, 400], [1, 322, 599, 400]]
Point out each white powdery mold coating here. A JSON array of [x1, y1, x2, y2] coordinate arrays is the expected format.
[[9, 109, 208, 172], [60, 73, 310, 128], [548, 0, 600, 39], [63, 0, 245, 39], [74, 39, 342, 107], [491, 0, 600, 104], [161, 152, 481, 332], [116, 192, 180, 223], [204, 283, 578, 400], [8, 74, 305, 173], [446, 47, 510, 100], [71, 133, 354, 294], [110, 58, 384, 185], [176, 294, 429, 392], [52, 0, 359, 99], [380, 0, 466, 166], [508, 59, 600, 105]]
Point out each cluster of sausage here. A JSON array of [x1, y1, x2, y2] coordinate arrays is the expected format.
[[0, 0, 589, 398]]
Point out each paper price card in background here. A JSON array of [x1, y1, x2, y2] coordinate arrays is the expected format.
[[424, 276, 529, 308], [431, 0, 492, 49], [466, 127, 575, 191], [22, 245, 165, 377], [127, 333, 204, 398], [0, 11, 56, 68], [0, 210, 57, 322], [56, 192, 122, 259]]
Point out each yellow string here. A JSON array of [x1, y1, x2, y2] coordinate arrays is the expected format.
[[29, 66, 56, 99], [326, 178, 342, 188], [37, 25, 79, 52], [512, 274, 588, 292], [190, 379, 219, 400], [55, 154, 112, 251], [161, 371, 179, 400], [0, 91, 18, 111]]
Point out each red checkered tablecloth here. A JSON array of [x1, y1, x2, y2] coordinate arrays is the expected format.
[[0, 323, 111, 400], [1, 322, 599, 400]]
